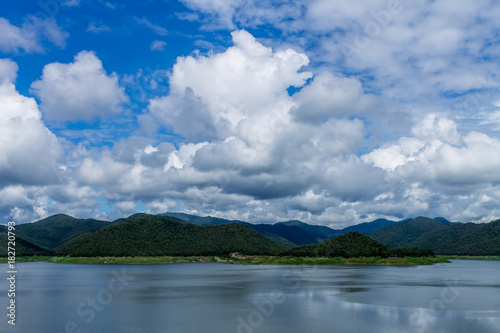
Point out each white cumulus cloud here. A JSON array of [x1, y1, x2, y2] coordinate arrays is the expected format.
[[30, 51, 128, 122], [149, 29, 311, 142], [0, 59, 63, 187]]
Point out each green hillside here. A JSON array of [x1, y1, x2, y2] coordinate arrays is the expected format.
[[56, 215, 283, 256], [404, 222, 481, 250], [433, 220, 500, 255], [11, 212, 499, 258], [0, 234, 53, 257], [370, 217, 500, 255], [16, 214, 111, 250], [370, 217, 447, 247], [258, 233, 297, 249], [280, 232, 434, 258]]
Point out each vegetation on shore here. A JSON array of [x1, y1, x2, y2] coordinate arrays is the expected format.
[[14, 254, 500, 265], [228, 256, 449, 265], [0, 255, 449, 265], [46, 256, 219, 264]]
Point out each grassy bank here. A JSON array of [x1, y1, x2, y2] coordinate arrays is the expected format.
[[231, 256, 450, 265], [46, 256, 218, 264], [0, 255, 450, 265], [440, 255, 500, 261], [0, 256, 53, 263]]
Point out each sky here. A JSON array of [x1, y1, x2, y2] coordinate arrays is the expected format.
[[2, 0, 500, 227]]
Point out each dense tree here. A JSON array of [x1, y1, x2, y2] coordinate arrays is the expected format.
[[15, 214, 110, 249], [0, 233, 52, 257], [280, 232, 435, 258], [371, 217, 500, 255], [56, 215, 283, 256]]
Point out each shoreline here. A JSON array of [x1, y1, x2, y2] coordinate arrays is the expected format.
[[1, 255, 450, 265], [440, 255, 500, 261]]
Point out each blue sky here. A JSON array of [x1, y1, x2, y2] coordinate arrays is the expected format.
[[2, 0, 500, 226]]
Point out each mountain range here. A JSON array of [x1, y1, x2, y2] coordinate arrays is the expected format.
[[159, 212, 410, 247], [1, 212, 499, 256]]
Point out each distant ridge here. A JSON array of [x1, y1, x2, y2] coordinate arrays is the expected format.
[[275, 220, 339, 241], [159, 212, 246, 226], [15, 214, 110, 250], [160, 212, 417, 247], [160, 212, 340, 246], [432, 217, 462, 225], [340, 218, 402, 235]]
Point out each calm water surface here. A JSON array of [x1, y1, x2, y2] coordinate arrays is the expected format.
[[1, 260, 499, 333]]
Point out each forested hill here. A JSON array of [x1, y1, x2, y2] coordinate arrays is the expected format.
[[15, 212, 454, 254], [0, 228, 52, 257], [56, 215, 283, 257], [15, 214, 110, 250], [370, 217, 447, 248], [433, 220, 500, 255], [8, 213, 500, 257], [280, 232, 434, 258], [371, 217, 500, 255]]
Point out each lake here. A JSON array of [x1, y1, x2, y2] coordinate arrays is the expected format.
[[1, 260, 499, 333]]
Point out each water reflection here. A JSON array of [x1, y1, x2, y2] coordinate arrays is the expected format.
[[0, 261, 499, 333]]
